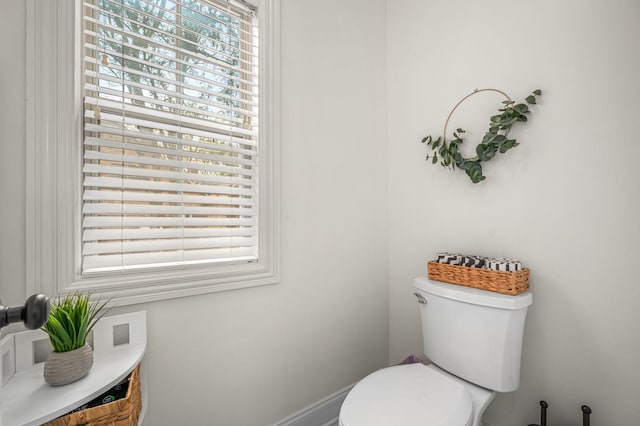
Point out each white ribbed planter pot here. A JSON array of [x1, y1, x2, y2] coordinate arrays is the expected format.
[[44, 344, 94, 386]]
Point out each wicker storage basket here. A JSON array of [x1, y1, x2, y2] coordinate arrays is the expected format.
[[427, 261, 529, 295], [43, 363, 141, 426]]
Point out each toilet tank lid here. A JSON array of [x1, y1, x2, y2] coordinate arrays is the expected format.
[[414, 276, 533, 310]]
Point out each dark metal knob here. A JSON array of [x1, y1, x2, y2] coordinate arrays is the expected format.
[[0, 294, 50, 330], [23, 294, 51, 329]]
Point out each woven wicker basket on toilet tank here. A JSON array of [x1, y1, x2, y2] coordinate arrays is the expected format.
[[427, 261, 529, 295]]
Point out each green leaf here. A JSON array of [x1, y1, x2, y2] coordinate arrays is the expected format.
[[499, 139, 519, 153], [421, 136, 431, 144], [462, 160, 479, 172], [482, 133, 497, 144], [466, 162, 485, 183], [533, 89, 542, 95], [44, 316, 73, 352], [525, 95, 536, 104], [432, 153, 438, 164], [499, 117, 518, 127], [47, 331, 70, 353]]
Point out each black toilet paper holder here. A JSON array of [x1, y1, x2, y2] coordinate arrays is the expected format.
[[528, 400, 592, 426]]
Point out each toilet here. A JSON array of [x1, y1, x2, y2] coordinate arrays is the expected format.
[[339, 276, 533, 426]]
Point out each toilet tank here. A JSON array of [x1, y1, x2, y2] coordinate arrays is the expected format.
[[414, 277, 533, 392]]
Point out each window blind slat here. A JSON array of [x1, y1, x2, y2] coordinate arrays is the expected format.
[[83, 176, 256, 196], [83, 247, 257, 271], [82, 190, 254, 207], [83, 227, 255, 241], [82, 202, 255, 217], [83, 236, 257, 256], [83, 215, 255, 228]]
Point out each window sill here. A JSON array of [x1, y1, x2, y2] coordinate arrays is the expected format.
[[68, 264, 280, 306]]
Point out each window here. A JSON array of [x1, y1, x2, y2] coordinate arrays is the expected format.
[[82, 0, 260, 273], [26, 0, 279, 304]]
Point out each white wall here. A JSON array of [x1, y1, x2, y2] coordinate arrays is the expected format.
[[0, 0, 27, 309], [388, 0, 640, 425], [0, 0, 389, 424]]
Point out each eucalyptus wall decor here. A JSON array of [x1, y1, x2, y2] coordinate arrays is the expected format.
[[422, 88, 541, 183]]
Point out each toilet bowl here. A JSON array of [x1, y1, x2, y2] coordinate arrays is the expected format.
[[339, 277, 532, 426], [339, 363, 495, 426]]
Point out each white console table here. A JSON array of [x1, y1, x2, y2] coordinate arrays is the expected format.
[[0, 311, 147, 426]]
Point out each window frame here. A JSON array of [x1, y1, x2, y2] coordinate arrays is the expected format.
[[26, 0, 280, 305]]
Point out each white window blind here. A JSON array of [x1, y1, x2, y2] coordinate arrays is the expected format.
[[81, 0, 259, 274]]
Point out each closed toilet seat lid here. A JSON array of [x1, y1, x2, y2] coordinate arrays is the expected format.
[[340, 363, 472, 426]]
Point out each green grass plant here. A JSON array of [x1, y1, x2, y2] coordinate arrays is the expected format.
[[42, 293, 110, 353]]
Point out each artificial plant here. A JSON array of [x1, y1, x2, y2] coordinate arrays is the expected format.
[[41, 292, 110, 353]]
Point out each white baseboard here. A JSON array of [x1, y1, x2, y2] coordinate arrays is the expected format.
[[272, 384, 354, 426]]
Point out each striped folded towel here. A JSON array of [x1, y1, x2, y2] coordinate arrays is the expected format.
[[485, 257, 522, 272], [436, 252, 463, 265]]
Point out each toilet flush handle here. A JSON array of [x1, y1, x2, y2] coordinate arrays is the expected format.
[[414, 293, 427, 304]]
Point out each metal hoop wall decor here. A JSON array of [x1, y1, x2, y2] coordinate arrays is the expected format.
[[422, 88, 541, 183]]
